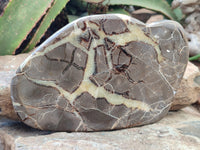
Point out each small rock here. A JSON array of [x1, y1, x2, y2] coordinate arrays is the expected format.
[[181, 0, 198, 5], [132, 8, 156, 23], [172, 0, 199, 11], [0, 53, 29, 120], [131, 8, 164, 24], [146, 15, 164, 24], [187, 32, 200, 56], [172, 0, 200, 56], [171, 62, 200, 110]]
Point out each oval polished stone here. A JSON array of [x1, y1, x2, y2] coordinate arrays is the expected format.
[[11, 14, 189, 131]]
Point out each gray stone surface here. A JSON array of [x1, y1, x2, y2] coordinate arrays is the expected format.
[[0, 106, 199, 150], [1, 55, 199, 122], [10, 14, 189, 131]]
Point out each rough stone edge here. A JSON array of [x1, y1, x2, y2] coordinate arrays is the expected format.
[[0, 131, 15, 150], [171, 61, 200, 110]]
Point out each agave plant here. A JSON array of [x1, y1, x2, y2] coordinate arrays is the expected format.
[[0, 0, 182, 56]]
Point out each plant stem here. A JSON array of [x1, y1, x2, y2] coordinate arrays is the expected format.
[[189, 54, 200, 61]]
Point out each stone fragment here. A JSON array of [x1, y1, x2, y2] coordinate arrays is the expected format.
[[171, 62, 200, 110], [187, 32, 200, 56], [0, 106, 200, 149], [185, 12, 200, 56], [172, 0, 200, 56], [131, 8, 156, 23], [9, 14, 189, 131], [146, 15, 164, 24], [0, 54, 29, 120], [131, 8, 164, 24]]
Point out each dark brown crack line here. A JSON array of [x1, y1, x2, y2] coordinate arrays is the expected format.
[[104, 37, 115, 51], [120, 47, 133, 65], [102, 19, 130, 35], [78, 21, 87, 31], [23, 73, 62, 94], [89, 18, 106, 31], [90, 29, 100, 40], [178, 28, 185, 40], [122, 41, 161, 64], [80, 35, 92, 51], [62, 48, 76, 74], [89, 71, 112, 87], [115, 91, 130, 98], [44, 54, 70, 64], [124, 70, 145, 85], [114, 64, 129, 73], [124, 71, 135, 84], [44, 51, 84, 74]]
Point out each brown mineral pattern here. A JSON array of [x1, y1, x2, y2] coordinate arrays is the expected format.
[[10, 14, 189, 131]]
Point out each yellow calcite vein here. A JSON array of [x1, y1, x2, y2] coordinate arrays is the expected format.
[[22, 14, 164, 111], [25, 76, 151, 112]]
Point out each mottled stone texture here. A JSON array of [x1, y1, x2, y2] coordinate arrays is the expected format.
[[11, 14, 189, 131], [0, 106, 200, 150]]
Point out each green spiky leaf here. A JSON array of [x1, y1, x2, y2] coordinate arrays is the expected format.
[[24, 0, 70, 52], [173, 7, 184, 21], [107, 8, 130, 16], [0, 0, 54, 55]]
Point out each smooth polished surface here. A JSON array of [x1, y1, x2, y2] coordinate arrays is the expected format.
[[11, 14, 189, 131]]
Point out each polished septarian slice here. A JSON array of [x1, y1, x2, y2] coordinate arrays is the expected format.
[[11, 14, 189, 131]]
